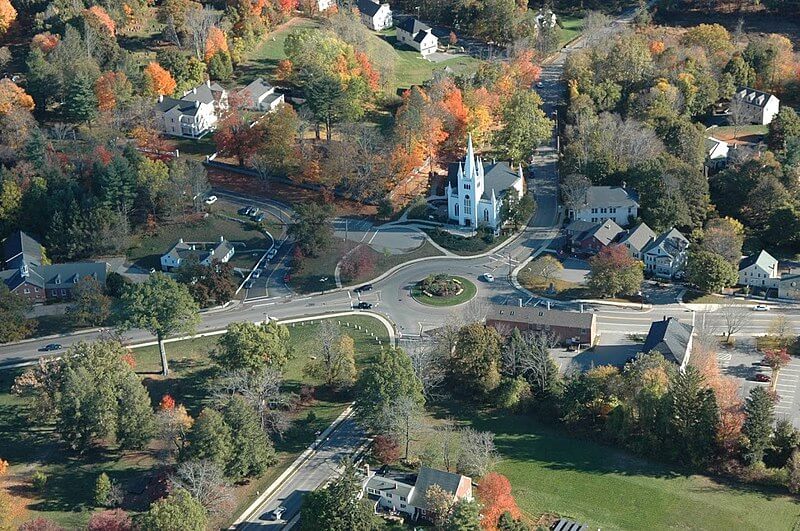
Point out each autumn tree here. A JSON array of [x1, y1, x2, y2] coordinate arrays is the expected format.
[[214, 110, 262, 166], [763, 348, 791, 390], [0, 0, 16, 38], [94, 72, 132, 112], [204, 27, 228, 61], [587, 245, 643, 298], [0, 79, 35, 114], [477, 473, 521, 531], [144, 62, 178, 97], [0, 284, 36, 343], [304, 321, 357, 388], [451, 323, 503, 396]]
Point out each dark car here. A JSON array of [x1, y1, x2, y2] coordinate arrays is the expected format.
[[356, 301, 373, 309], [755, 374, 771, 383], [253, 213, 265, 223], [40, 343, 62, 352], [238, 206, 251, 216], [354, 284, 373, 293]]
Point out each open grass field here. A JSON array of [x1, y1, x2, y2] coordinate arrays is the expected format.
[[430, 406, 800, 530], [236, 18, 320, 83], [558, 15, 584, 45], [0, 316, 390, 529]]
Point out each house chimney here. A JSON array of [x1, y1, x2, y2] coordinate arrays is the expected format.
[[220, 236, 224, 242], [195, 100, 200, 108], [179, 238, 184, 244], [621, 181, 627, 189], [158, 95, 163, 103], [546, 301, 551, 310], [20, 263, 29, 278], [663, 315, 667, 321], [206, 79, 211, 87], [580, 304, 584, 313], [363, 463, 371, 476]]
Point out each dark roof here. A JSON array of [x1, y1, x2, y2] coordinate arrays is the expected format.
[[357, 0, 385, 17], [734, 87, 778, 108], [739, 250, 778, 272], [163, 239, 233, 264], [447, 162, 522, 200], [565, 219, 597, 236], [397, 18, 430, 35], [408, 467, 466, 510], [579, 186, 639, 209], [619, 222, 656, 253], [643, 228, 689, 258], [487, 304, 596, 330], [413, 30, 431, 43], [552, 519, 589, 531], [2, 230, 42, 270], [642, 318, 693, 366]]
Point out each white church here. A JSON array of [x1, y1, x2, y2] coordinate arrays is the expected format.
[[445, 135, 526, 229]]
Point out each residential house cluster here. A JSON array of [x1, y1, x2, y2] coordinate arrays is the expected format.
[[160, 237, 235, 272], [396, 18, 439, 56], [0, 231, 107, 303], [357, 0, 393, 30], [737, 250, 800, 299]]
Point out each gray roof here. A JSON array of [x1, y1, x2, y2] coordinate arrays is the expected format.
[[619, 222, 656, 253], [357, 0, 386, 17], [364, 475, 414, 500], [739, 250, 778, 272], [157, 81, 225, 115], [643, 228, 689, 258], [156, 96, 201, 116], [182, 82, 225, 105], [397, 18, 430, 35], [163, 239, 233, 264], [487, 304, 596, 330], [242, 77, 275, 101], [447, 162, 522, 200], [585, 219, 624, 246], [40, 262, 107, 289], [553, 519, 590, 531], [580, 186, 639, 209], [2, 230, 42, 270], [642, 318, 693, 366], [734, 86, 778, 108], [408, 467, 467, 510], [565, 219, 598, 236]]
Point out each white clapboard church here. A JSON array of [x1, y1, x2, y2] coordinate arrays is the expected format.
[[445, 135, 525, 229]]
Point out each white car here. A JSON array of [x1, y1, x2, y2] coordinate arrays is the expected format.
[[268, 248, 278, 260], [753, 304, 770, 312], [252, 269, 262, 279], [536, 81, 544, 88], [269, 506, 286, 521], [483, 273, 495, 283], [204, 195, 218, 205]]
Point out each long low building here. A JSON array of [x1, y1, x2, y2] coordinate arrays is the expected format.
[[485, 304, 597, 346]]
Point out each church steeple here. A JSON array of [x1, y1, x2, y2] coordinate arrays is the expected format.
[[464, 133, 475, 181]]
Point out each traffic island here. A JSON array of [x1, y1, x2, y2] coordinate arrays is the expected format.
[[411, 274, 477, 307]]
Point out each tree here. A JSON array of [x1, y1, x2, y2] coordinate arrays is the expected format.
[[408, 343, 446, 399], [425, 483, 455, 528], [94, 72, 132, 112], [686, 251, 738, 294], [665, 367, 719, 466], [719, 298, 752, 343], [66, 276, 111, 326], [495, 91, 551, 164], [699, 218, 744, 265], [372, 434, 401, 464], [525, 255, 563, 285], [447, 499, 483, 531], [207, 50, 233, 81], [204, 27, 228, 61], [680, 23, 733, 56], [762, 348, 791, 390], [247, 104, 300, 178], [788, 450, 800, 494], [304, 322, 356, 388], [118, 273, 200, 376], [305, 72, 348, 142], [144, 62, 177, 97], [0, 284, 36, 343], [450, 323, 503, 396], [767, 316, 795, 349], [170, 460, 233, 515], [184, 408, 233, 469], [141, 488, 208, 531], [87, 509, 134, 531], [156, 396, 193, 458], [477, 473, 521, 531], [95, 473, 112, 506], [500, 192, 535, 231], [288, 202, 334, 257], [18, 518, 65, 531], [300, 460, 381, 531], [767, 107, 800, 153], [222, 395, 276, 480], [214, 109, 263, 166], [742, 386, 775, 465], [457, 428, 498, 477], [216, 321, 291, 374], [0, 79, 34, 115], [354, 347, 424, 432], [176, 258, 236, 307], [379, 394, 424, 461], [62, 75, 98, 123], [0, 0, 16, 38], [587, 245, 643, 298]]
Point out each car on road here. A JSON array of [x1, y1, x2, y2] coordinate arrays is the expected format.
[[244, 280, 254, 289], [267, 506, 286, 521], [356, 301, 373, 309], [253, 213, 265, 223], [252, 269, 262, 279], [250, 207, 260, 215], [483, 273, 495, 282], [354, 284, 373, 293], [204, 195, 217, 205], [753, 304, 770, 312], [268, 248, 278, 260], [39, 343, 62, 352], [536, 81, 544, 88], [755, 374, 771, 382]]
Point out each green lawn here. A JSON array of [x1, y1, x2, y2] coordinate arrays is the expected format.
[[235, 18, 320, 82], [0, 316, 389, 529], [411, 275, 477, 307], [345, 241, 445, 286], [290, 239, 360, 293], [442, 408, 800, 530], [559, 15, 584, 46], [170, 136, 217, 159], [517, 269, 591, 301]]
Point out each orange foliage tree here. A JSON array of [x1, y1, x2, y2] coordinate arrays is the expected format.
[[94, 71, 130, 112], [31, 32, 59, 53], [278, 0, 298, 15], [85, 6, 116, 36], [143, 62, 177, 96], [204, 26, 229, 61], [275, 59, 293, 81], [0, 79, 34, 114], [649, 40, 665, 55], [0, 0, 16, 37], [354, 50, 380, 91], [476, 472, 522, 531], [159, 394, 176, 410]]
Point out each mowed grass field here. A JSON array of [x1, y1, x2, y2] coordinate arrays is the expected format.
[[460, 410, 800, 530], [558, 15, 584, 46]]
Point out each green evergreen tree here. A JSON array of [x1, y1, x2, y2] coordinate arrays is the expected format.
[[183, 408, 234, 468], [497, 511, 530, 531], [300, 460, 381, 531], [94, 473, 112, 507], [222, 396, 276, 480], [63, 75, 98, 123], [742, 386, 775, 465], [116, 375, 156, 450], [140, 488, 208, 531], [207, 51, 233, 81], [446, 499, 482, 531], [665, 367, 720, 466]]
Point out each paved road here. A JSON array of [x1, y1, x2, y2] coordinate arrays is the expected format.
[[236, 417, 368, 530]]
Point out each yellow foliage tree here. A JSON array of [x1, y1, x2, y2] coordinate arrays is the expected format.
[[0, 0, 16, 38], [0, 79, 34, 114]]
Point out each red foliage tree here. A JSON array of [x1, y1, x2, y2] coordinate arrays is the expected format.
[[94, 71, 130, 112], [85, 6, 116, 36], [372, 435, 401, 464], [87, 510, 135, 531], [275, 59, 293, 81], [204, 26, 228, 61], [31, 32, 59, 53], [159, 394, 177, 411], [214, 111, 263, 166], [18, 518, 65, 531], [476, 472, 521, 531], [339, 246, 376, 281], [121, 352, 136, 369], [354, 51, 380, 91], [143, 62, 177, 96], [278, 0, 298, 15]]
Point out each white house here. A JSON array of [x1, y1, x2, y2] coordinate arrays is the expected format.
[[362, 465, 472, 521], [396, 18, 438, 56], [618, 222, 656, 260], [642, 228, 689, 279], [240, 78, 284, 112], [643, 317, 694, 372], [705, 137, 729, 170], [317, 0, 335, 11], [445, 135, 525, 229], [567, 186, 639, 228], [738, 250, 780, 289], [357, 0, 392, 30], [535, 9, 557, 29], [156, 80, 228, 138], [160, 237, 235, 272], [731, 87, 780, 125]]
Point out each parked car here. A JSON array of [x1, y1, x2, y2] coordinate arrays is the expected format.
[[268, 248, 278, 260], [267, 506, 286, 521], [244, 280, 254, 289], [238, 206, 250, 216], [204, 195, 218, 205], [483, 273, 495, 282], [354, 284, 373, 293], [356, 301, 373, 309], [753, 304, 770, 312], [252, 269, 262, 279], [253, 213, 265, 223], [39, 343, 62, 352], [536, 81, 544, 88], [250, 207, 260, 216], [755, 373, 771, 382]]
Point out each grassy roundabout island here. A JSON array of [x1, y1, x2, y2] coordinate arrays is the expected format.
[[411, 274, 477, 307]]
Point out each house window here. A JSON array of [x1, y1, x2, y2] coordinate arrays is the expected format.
[[386, 493, 392, 498], [400, 497, 406, 502], [34, 288, 39, 292], [24, 288, 29, 294], [591, 208, 598, 214], [464, 195, 471, 211], [455, 203, 459, 216], [400, 504, 407, 509], [610, 207, 616, 213], [600, 208, 607, 213], [484, 209, 489, 222], [464, 183, 471, 190], [60, 289, 66, 296]]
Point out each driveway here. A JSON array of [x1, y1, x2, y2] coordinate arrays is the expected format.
[[559, 257, 590, 284]]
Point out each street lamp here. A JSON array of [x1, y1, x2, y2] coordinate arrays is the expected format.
[[320, 276, 329, 295]]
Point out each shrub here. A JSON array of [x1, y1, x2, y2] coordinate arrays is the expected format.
[[32, 470, 47, 491], [496, 377, 531, 410], [94, 472, 112, 506]]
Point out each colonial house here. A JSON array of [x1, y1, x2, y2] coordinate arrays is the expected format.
[[565, 218, 624, 255], [240, 78, 284, 112], [705, 137, 730, 170], [396, 18, 438, 56], [642, 317, 693, 372], [738, 250, 780, 290], [642, 228, 689, 279], [357, 0, 393, 30], [567, 186, 639, 228], [446, 135, 525, 229], [486, 304, 597, 346], [362, 465, 472, 521], [156, 80, 228, 138], [618, 222, 656, 260], [731, 87, 780, 125], [317, 0, 335, 11], [0, 231, 107, 304], [160, 237, 235, 272]]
